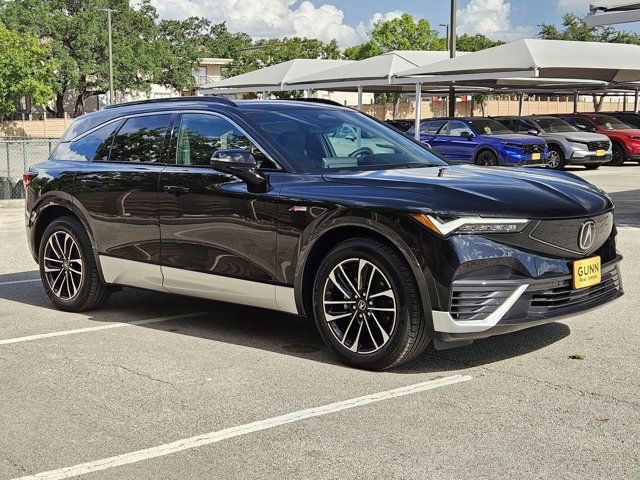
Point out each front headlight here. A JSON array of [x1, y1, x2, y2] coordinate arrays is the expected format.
[[412, 214, 529, 235], [565, 138, 586, 144], [626, 135, 640, 140], [500, 142, 522, 149]]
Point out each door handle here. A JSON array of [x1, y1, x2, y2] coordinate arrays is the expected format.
[[164, 185, 190, 195]]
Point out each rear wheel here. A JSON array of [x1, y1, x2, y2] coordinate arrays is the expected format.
[[546, 146, 565, 170], [39, 216, 111, 312], [312, 238, 430, 370], [475, 150, 498, 166], [610, 143, 626, 166]]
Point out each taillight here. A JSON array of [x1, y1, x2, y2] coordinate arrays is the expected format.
[[23, 172, 38, 187]]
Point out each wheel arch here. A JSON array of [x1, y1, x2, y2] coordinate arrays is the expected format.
[[474, 145, 499, 163], [294, 218, 435, 331]]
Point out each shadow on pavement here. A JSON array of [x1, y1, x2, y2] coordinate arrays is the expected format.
[[0, 270, 572, 373], [608, 189, 640, 228]]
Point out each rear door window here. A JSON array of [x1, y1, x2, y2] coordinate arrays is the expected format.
[[51, 121, 121, 162], [109, 114, 172, 163]]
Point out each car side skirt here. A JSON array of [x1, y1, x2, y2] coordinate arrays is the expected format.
[[99, 255, 299, 315]]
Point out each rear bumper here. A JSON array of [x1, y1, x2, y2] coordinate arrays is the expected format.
[[432, 258, 623, 342]]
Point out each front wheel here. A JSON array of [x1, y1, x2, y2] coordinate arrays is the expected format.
[[610, 143, 626, 166], [546, 147, 565, 170], [475, 150, 498, 166], [39, 216, 111, 312], [312, 238, 430, 370]]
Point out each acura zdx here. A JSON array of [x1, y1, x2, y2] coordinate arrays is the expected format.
[[24, 97, 623, 370]]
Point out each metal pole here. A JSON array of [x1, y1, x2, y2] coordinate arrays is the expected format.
[[518, 93, 524, 116], [573, 91, 579, 113], [415, 83, 422, 141], [305, 88, 312, 99], [635, 89, 639, 114], [357, 86, 363, 111], [448, 0, 457, 118], [105, 9, 116, 105]]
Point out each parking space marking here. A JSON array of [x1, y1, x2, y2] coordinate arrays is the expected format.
[[10, 375, 472, 480], [0, 278, 40, 286], [0, 312, 207, 346]]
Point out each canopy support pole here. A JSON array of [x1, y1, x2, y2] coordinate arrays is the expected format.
[[635, 89, 639, 114], [262, 90, 268, 100], [448, 87, 456, 117], [573, 91, 579, 113], [357, 86, 363, 111], [518, 93, 524, 116], [415, 83, 422, 141], [305, 88, 312, 99]]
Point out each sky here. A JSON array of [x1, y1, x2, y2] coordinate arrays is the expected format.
[[150, 0, 640, 48]]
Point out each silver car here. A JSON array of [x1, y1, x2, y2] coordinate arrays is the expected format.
[[495, 116, 612, 170]]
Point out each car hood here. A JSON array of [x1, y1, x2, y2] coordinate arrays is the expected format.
[[323, 165, 613, 219], [542, 131, 610, 142], [482, 134, 546, 144]]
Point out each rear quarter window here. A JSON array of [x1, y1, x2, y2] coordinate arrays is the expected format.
[[50, 120, 122, 162]]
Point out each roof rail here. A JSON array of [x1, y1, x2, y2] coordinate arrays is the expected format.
[[104, 96, 236, 110], [278, 98, 345, 108]]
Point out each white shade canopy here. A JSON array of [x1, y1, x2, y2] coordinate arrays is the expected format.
[[395, 39, 640, 87], [285, 50, 465, 92], [591, 1, 640, 11], [200, 59, 352, 94]]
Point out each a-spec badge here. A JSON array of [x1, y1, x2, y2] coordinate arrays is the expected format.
[[289, 206, 308, 213]]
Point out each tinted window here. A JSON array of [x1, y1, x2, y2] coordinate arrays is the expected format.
[[420, 120, 446, 134], [467, 118, 512, 135], [51, 121, 120, 162], [110, 114, 171, 163], [533, 118, 576, 133], [249, 107, 446, 172], [448, 121, 473, 136], [176, 113, 261, 167], [565, 117, 593, 131], [594, 115, 632, 130], [496, 119, 518, 132]]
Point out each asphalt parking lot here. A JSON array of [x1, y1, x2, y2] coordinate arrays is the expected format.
[[0, 166, 638, 480]]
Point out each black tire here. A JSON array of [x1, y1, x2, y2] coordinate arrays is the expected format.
[[312, 237, 430, 370], [475, 150, 498, 166], [546, 146, 565, 170], [584, 163, 601, 170], [610, 143, 626, 166], [38, 216, 111, 312]]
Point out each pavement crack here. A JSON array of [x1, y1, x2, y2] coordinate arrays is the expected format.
[[111, 364, 176, 387]]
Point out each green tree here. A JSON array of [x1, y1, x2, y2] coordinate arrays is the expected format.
[[0, 22, 56, 117], [457, 34, 504, 52]]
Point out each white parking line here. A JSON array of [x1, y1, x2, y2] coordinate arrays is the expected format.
[[0, 278, 40, 286], [10, 375, 472, 480], [0, 312, 207, 346]]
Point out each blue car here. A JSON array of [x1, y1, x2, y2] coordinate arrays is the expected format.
[[408, 117, 549, 166]]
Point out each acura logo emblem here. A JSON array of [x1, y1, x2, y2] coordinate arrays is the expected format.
[[578, 220, 596, 251]]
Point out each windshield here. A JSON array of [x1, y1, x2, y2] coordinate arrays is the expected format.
[[466, 118, 512, 135], [248, 107, 446, 172], [595, 115, 632, 130], [534, 118, 577, 133]]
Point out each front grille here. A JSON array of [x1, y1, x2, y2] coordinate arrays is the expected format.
[[587, 141, 610, 151], [522, 144, 546, 154], [450, 284, 517, 321], [529, 212, 613, 256], [530, 266, 621, 314]]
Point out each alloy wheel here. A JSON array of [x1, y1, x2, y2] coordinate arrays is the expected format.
[[322, 258, 396, 354], [547, 150, 561, 169], [477, 152, 497, 166], [43, 231, 83, 300]]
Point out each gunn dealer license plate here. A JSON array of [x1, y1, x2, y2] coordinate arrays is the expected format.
[[532, 153, 541, 160], [596, 149, 605, 157], [573, 256, 601, 289]]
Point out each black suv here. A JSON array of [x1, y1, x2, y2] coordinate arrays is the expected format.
[[25, 97, 623, 370]]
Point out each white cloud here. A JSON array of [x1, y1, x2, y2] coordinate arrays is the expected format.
[[457, 0, 535, 41], [556, 0, 590, 13], [150, 0, 401, 48]]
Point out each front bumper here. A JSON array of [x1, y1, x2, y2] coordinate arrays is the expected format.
[[432, 258, 623, 342], [569, 150, 612, 163]]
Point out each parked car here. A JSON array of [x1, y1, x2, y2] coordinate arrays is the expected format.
[[602, 111, 640, 129], [384, 119, 414, 132], [556, 113, 640, 166], [24, 97, 623, 370], [495, 115, 611, 170], [408, 117, 548, 166]]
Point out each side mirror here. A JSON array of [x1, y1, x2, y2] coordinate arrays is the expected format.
[[210, 149, 270, 193], [345, 135, 356, 142], [527, 129, 539, 136], [460, 131, 475, 140]]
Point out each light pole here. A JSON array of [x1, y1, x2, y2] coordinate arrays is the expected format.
[[102, 9, 117, 105], [439, 24, 450, 50], [448, 0, 457, 117]]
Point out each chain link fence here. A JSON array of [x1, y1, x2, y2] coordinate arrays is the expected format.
[[0, 137, 59, 199]]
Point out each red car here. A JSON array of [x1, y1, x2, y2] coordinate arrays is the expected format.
[[558, 114, 640, 166]]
